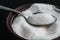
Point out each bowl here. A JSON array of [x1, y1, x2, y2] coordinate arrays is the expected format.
[[6, 3, 60, 40]]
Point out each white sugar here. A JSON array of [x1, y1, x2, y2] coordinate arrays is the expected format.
[[28, 13, 55, 25], [11, 3, 60, 40]]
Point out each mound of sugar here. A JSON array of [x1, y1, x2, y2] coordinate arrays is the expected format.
[[28, 13, 55, 25], [11, 3, 60, 40]]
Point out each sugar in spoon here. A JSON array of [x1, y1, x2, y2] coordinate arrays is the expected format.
[[0, 5, 57, 26]]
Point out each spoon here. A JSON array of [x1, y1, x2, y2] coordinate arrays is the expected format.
[[0, 5, 57, 26]]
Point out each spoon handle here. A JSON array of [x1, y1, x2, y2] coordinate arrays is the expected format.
[[0, 5, 22, 14]]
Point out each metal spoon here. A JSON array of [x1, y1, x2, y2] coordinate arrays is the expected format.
[[0, 5, 57, 26]]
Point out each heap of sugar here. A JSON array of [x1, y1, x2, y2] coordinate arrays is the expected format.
[[11, 3, 60, 40], [28, 13, 55, 25]]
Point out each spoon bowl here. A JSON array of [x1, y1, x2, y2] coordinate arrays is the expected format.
[[27, 13, 57, 26]]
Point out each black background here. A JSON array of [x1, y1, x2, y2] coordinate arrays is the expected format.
[[0, 0, 60, 40]]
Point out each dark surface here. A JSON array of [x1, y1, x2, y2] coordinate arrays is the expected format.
[[0, 0, 60, 40]]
